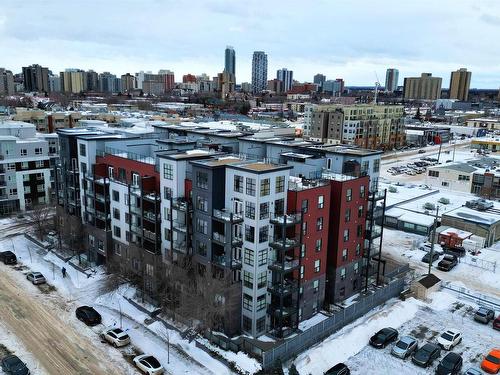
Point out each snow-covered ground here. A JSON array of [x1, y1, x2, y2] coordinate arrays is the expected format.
[[0, 233, 250, 375], [290, 290, 498, 375]]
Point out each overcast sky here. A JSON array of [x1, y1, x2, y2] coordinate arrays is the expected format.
[[1, 0, 499, 88]]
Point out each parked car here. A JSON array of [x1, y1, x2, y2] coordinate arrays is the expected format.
[[1, 355, 30, 375], [101, 327, 131, 347], [422, 252, 440, 264], [474, 307, 495, 324], [437, 255, 458, 272], [464, 368, 483, 375], [412, 342, 441, 367], [391, 335, 418, 359], [437, 329, 462, 350], [369, 327, 398, 348], [481, 349, 500, 374], [436, 352, 463, 375], [324, 362, 350, 375], [0, 250, 17, 265], [75, 306, 102, 326], [26, 272, 46, 285], [493, 316, 500, 331], [132, 354, 164, 374], [418, 149, 426, 154]]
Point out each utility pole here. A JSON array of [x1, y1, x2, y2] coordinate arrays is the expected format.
[[452, 140, 457, 162], [428, 206, 440, 275], [437, 140, 443, 163]]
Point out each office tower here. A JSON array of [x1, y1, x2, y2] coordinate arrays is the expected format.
[[449, 68, 471, 101], [277, 68, 293, 93], [385, 68, 399, 93], [403, 73, 442, 100], [0, 68, 15, 95], [22, 64, 50, 92], [323, 79, 344, 96], [225, 46, 236, 77], [313, 74, 326, 90], [251, 51, 268, 94]]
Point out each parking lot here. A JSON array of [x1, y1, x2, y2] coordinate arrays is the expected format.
[[346, 294, 499, 374]]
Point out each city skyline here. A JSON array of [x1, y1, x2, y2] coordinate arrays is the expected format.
[[0, 0, 499, 88]]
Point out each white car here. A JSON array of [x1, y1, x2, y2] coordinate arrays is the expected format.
[[133, 354, 164, 374], [437, 329, 462, 350], [26, 271, 46, 285], [101, 327, 131, 347]]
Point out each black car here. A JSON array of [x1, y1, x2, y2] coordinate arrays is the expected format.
[[369, 327, 398, 348], [0, 251, 17, 265], [437, 255, 458, 271], [436, 352, 462, 374], [1, 355, 30, 375], [412, 342, 441, 367], [422, 252, 440, 264], [324, 363, 350, 375], [75, 306, 102, 326]]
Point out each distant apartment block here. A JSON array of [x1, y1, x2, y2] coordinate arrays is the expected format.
[[449, 68, 471, 101], [0, 68, 15, 96], [403, 73, 442, 100], [385, 68, 399, 93], [22, 64, 50, 93], [277, 68, 293, 93], [251, 51, 268, 94]]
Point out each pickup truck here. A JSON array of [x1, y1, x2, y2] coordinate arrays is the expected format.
[[437, 254, 458, 271]]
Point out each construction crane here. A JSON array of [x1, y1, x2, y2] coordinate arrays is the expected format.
[[373, 71, 381, 104]]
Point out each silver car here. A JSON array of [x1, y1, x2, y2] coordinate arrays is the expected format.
[[26, 271, 46, 285], [391, 335, 418, 359]]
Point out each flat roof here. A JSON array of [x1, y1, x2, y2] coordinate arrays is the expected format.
[[191, 156, 243, 168], [443, 207, 500, 226], [229, 161, 292, 174], [157, 149, 220, 161], [433, 162, 478, 174]]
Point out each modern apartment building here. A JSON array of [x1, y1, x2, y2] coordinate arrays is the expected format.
[[60, 69, 88, 93], [385, 68, 399, 93], [0, 68, 15, 96], [277, 68, 293, 93], [313, 74, 326, 90], [251, 51, 268, 94], [449, 68, 471, 101], [403, 73, 442, 100], [121, 73, 136, 93], [0, 121, 58, 214], [225, 46, 236, 78], [309, 104, 405, 150], [22, 64, 50, 93]]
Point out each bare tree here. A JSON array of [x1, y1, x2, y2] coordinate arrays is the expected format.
[[26, 203, 54, 241]]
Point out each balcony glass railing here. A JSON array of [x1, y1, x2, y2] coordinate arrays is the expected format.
[[212, 209, 243, 222], [269, 259, 299, 271], [270, 213, 301, 226]]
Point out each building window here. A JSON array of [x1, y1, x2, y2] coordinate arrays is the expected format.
[[354, 262, 359, 274], [196, 218, 208, 234], [113, 226, 121, 238], [256, 317, 266, 333], [302, 199, 308, 213], [243, 271, 253, 289], [342, 248, 348, 261], [234, 175, 243, 193], [21, 162, 28, 169], [343, 229, 349, 242], [315, 238, 322, 252], [314, 259, 320, 273], [108, 166, 114, 179], [360, 185, 366, 198], [313, 280, 319, 293], [345, 208, 351, 222], [346, 188, 352, 202], [163, 186, 172, 199], [243, 316, 252, 332], [362, 160, 369, 174], [163, 164, 173, 180], [245, 225, 255, 243], [164, 228, 171, 241], [373, 159, 380, 173], [428, 170, 439, 177], [79, 144, 86, 157], [276, 175, 285, 193], [244, 248, 254, 266], [246, 177, 256, 196], [316, 217, 323, 231], [20, 149, 27, 156], [196, 171, 208, 189], [256, 295, 266, 311], [245, 201, 255, 219], [260, 178, 270, 196], [113, 208, 120, 220], [458, 175, 470, 181], [112, 190, 119, 202], [258, 249, 267, 266], [358, 205, 364, 218], [146, 264, 154, 277], [7, 163, 15, 171], [196, 241, 207, 256], [259, 202, 269, 219], [36, 160, 44, 168], [318, 195, 324, 209], [114, 243, 121, 256], [196, 196, 208, 212], [23, 174, 30, 182], [442, 181, 449, 187], [357, 225, 363, 237], [243, 294, 253, 311], [257, 272, 266, 289], [302, 221, 307, 235], [300, 244, 306, 257], [300, 265, 304, 279], [125, 213, 130, 224], [340, 268, 346, 280], [274, 198, 284, 215], [356, 243, 361, 256], [258, 226, 268, 243]]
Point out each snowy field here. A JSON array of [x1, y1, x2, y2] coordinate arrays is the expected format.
[[290, 291, 499, 375]]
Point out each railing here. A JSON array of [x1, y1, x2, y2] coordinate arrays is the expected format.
[[213, 232, 226, 243], [95, 193, 106, 202], [173, 220, 187, 232], [270, 213, 301, 226], [143, 229, 158, 242], [269, 237, 299, 250], [143, 192, 160, 201], [173, 241, 187, 253], [267, 305, 297, 318], [231, 258, 242, 269], [268, 280, 298, 295], [213, 209, 243, 222], [144, 211, 160, 221], [212, 254, 226, 266], [172, 198, 188, 211], [366, 226, 382, 239], [98, 146, 156, 165], [95, 211, 110, 221], [269, 259, 299, 272], [232, 236, 243, 246]]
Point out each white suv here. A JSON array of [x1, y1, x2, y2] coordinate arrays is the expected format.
[[437, 329, 462, 350], [101, 327, 131, 347]]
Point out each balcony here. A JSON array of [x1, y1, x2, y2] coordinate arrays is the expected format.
[[267, 305, 297, 318], [172, 198, 188, 212], [269, 237, 299, 251], [365, 226, 382, 239], [143, 211, 160, 222], [0, 179, 6, 187], [84, 174, 108, 185], [212, 209, 243, 223], [95, 193, 107, 203], [85, 206, 95, 214], [95, 211, 110, 221], [143, 229, 159, 242], [231, 258, 242, 269], [143, 192, 160, 202], [172, 240, 187, 253], [173, 220, 187, 233], [268, 259, 300, 273], [270, 213, 301, 227], [268, 280, 298, 296], [212, 254, 226, 267], [212, 232, 226, 245], [232, 236, 243, 247]]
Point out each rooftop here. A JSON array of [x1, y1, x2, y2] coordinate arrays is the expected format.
[[230, 161, 292, 174], [443, 206, 500, 226], [191, 156, 243, 168]]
